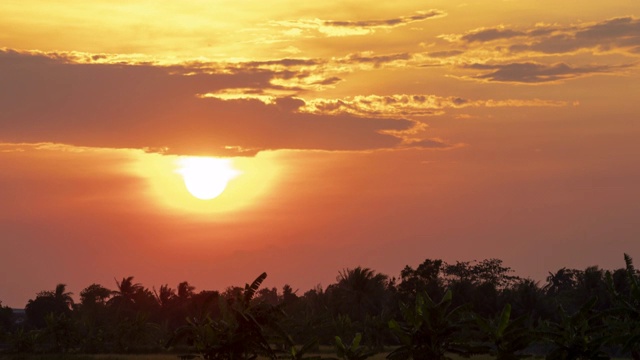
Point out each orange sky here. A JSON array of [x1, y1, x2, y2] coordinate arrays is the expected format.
[[1, 0, 639, 307]]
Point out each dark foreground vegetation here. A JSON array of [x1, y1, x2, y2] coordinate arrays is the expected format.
[[1, 254, 640, 360]]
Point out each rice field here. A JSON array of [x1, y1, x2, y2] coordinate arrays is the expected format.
[[0, 353, 536, 360]]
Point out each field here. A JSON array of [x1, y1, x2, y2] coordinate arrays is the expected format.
[[0, 355, 504, 360]]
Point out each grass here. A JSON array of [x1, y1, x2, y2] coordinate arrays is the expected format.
[[0, 354, 509, 360], [1, 355, 628, 360], [0, 352, 627, 360], [0, 355, 180, 360]]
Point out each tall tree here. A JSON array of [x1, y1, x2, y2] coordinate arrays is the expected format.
[[544, 268, 579, 296], [329, 267, 391, 323], [398, 259, 445, 302], [443, 259, 518, 316], [0, 300, 14, 336], [576, 266, 609, 310], [51, 284, 74, 310], [80, 284, 112, 306], [77, 283, 113, 353], [154, 284, 177, 308], [25, 283, 73, 328], [112, 277, 143, 303], [171, 273, 280, 360], [544, 268, 584, 315], [281, 284, 298, 305], [503, 278, 552, 322], [605, 254, 640, 360], [177, 281, 196, 301], [108, 276, 144, 315]]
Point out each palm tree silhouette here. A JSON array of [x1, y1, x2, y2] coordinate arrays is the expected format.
[[332, 267, 389, 322], [108, 276, 143, 314], [544, 268, 577, 295], [177, 281, 195, 300], [52, 284, 74, 310], [114, 277, 142, 300], [25, 283, 74, 328], [154, 284, 176, 308]]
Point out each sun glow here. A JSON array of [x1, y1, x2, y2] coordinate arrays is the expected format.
[[134, 151, 280, 217], [176, 157, 240, 200]]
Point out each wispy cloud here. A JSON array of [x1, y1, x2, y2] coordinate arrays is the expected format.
[[459, 62, 632, 84], [425, 17, 640, 84], [461, 27, 525, 42], [510, 17, 640, 55], [425, 50, 466, 59], [271, 10, 446, 37], [323, 10, 445, 28], [185, 52, 415, 92], [446, 16, 640, 57], [299, 94, 570, 117], [400, 138, 462, 150]]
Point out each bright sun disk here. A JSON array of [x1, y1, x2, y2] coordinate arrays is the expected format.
[[176, 157, 240, 200]]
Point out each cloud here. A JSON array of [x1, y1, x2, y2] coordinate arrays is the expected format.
[[176, 53, 411, 91], [14, 48, 418, 93], [577, 16, 639, 37], [0, 49, 429, 156], [448, 17, 640, 57], [400, 138, 462, 150], [299, 94, 569, 117], [426, 17, 640, 84], [425, 50, 465, 58], [271, 10, 446, 37], [461, 28, 525, 42], [228, 58, 322, 69], [302, 95, 460, 117], [517, 18, 640, 55], [460, 62, 630, 83], [323, 10, 445, 28], [340, 52, 412, 67]]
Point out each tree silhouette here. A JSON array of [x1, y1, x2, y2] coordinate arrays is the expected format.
[[77, 283, 113, 353], [541, 298, 608, 360], [5, 254, 640, 357], [178, 281, 196, 300], [154, 284, 177, 308], [398, 259, 445, 302], [544, 268, 578, 296], [0, 300, 14, 336], [80, 284, 112, 306], [108, 276, 144, 315], [51, 284, 74, 310], [330, 267, 391, 323], [112, 277, 143, 303], [25, 283, 73, 328], [503, 278, 552, 322], [171, 272, 279, 360], [605, 254, 640, 360], [473, 303, 536, 360], [388, 290, 472, 360]]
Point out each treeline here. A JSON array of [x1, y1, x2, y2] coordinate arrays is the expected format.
[[1, 255, 639, 360]]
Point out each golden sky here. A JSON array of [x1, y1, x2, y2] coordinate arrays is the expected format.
[[1, 0, 639, 307]]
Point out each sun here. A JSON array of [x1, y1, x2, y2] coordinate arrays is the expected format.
[[176, 157, 240, 200]]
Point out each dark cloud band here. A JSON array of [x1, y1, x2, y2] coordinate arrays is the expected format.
[[0, 50, 432, 156]]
